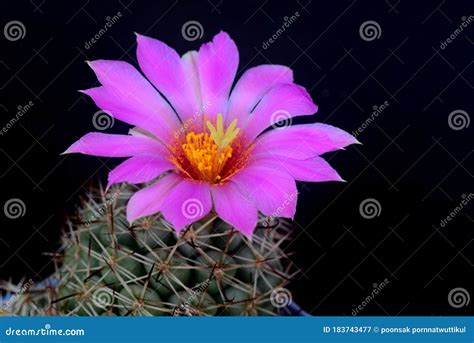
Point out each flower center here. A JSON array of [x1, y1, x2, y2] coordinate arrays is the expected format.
[[181, 131, 232, 182], [170, 114, 247, 184]]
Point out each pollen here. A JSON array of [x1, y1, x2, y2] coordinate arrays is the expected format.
[[173, 114, 242, 183]]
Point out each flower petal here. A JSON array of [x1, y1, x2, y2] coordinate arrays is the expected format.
[[231, 164, 297, 219], [226, 65, 293, 126], [197, 31, 238, 124], [252, 123, 358, 160], [160, 179, 212, 233], [253, 155, 343, 182], [136, 34, 202, 126], [211, 182, 258, 238], [63, 132, 166, 157], [107, 156, 175, 188], [85, 60, 181, 143], [242, 83, 318, 143], [126, 173, 181, 223]]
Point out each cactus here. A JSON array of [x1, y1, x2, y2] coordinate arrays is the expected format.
[[2, 183, 295, 316]]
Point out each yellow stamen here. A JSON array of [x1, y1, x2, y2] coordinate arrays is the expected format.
[[178, 114, 240, 183]]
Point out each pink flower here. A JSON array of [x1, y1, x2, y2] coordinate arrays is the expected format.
[[64, 31, 357, 238]]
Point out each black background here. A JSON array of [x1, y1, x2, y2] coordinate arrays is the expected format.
[[0, 0, 472, 315]]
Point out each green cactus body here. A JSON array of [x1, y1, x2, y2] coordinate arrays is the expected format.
[[1, 184, 294, 316]]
